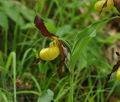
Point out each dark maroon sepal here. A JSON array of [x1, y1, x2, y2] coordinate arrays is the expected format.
[[34, 15, 54, 38]]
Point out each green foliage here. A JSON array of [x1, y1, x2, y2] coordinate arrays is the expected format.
[[37, 89, 54, 102], [0, 0, 35, 28], [0, 11, 8, 30], [99, 33, 120, 44], [0, 0, 120, 102], [70, 23, 97, 68]]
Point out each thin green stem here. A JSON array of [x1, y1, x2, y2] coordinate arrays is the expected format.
[[46, 0, 54, 17], [12, 52, 16, 102], [12, 25, 18, 51], [4, 29, 8, 55], [16, 90, 40, 96], [69, 66, 74, 102]]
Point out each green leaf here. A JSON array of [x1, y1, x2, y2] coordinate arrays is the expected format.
[[21, 23, 35, 30], [1, 0, 24, 27], [0, 51, 5, 66], [5, 6, 24, 27], [0, 90, 8, 102], [70, 25, 96, 68], [18, 4, 35, 22], [56, 25, 71, 36], [0, 11, 8, 29], [70, 17, 113, 68], [37, 89, 54, 102], [99, 33, 120, 45], [35, 0, 42, 13], [45, 19, 57, 34]]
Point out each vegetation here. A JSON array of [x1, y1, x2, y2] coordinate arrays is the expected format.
[[0, 0, 120, 102]]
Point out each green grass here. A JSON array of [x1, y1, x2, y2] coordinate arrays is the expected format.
[[0, 0, 120, 102]]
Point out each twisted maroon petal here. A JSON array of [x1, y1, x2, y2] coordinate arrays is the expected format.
[[34, 15, 54, 38]]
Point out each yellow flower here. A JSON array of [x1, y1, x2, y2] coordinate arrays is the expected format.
[[39, 40, 60, 61], [116, 67, 120, 80]]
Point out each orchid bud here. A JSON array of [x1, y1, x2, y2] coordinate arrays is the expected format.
[[95, 0, 106, 12], [95, 0, 114, 13]]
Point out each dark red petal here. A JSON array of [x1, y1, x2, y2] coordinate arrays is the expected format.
[[34, 15, 54, 38], [57, 41, 66, 78]]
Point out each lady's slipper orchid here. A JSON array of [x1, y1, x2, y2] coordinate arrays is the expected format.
[[34, 15, 61, 61], [34, 15, 67, 77]]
